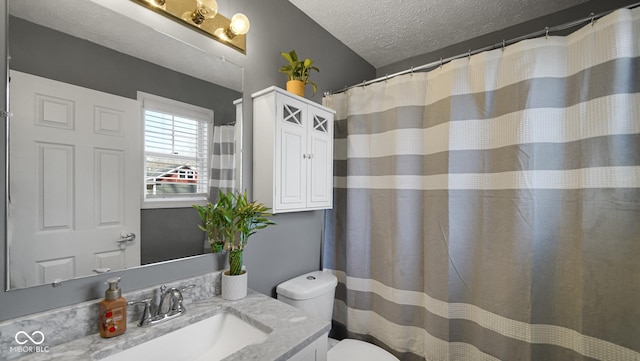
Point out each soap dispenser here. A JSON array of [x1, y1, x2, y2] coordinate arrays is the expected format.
[[99, 277, 127, 338]]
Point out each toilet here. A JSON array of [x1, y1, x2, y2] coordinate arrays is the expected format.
[[277, 271, 399, 361]]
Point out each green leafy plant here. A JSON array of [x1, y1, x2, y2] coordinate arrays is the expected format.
[[279, 50, 319, 94], [193, 202, 226, 253], [195, 191, 274, 275]]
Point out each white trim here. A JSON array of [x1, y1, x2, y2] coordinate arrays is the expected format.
[[140, 196, 208, 209], [137, 91, 214, 209], [139, 92, 214, 122]]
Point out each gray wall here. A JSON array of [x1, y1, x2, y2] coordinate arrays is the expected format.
[[9, 17, 241, 123], [9, 16, 240, 267], [235, 0, 376, 299], [0, 0, 374, 321], [140, 209, 206, 265]]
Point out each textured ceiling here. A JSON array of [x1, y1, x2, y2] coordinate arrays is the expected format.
[[288, 0, 590, 68]]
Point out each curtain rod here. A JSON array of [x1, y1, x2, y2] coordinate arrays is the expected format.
[[325, 2, 640, 96]]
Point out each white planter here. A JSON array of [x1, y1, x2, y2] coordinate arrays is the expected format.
[[221, 270, 248, 300]]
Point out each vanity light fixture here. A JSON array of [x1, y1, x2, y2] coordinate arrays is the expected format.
[[132, 0, 250, 54]]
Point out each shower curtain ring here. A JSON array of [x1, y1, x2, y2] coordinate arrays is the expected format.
[[385, 74, 389, 83], [545, 27, 549, 39], [590, 13, 596, 26], [467, 49, 471, 61], [440, 58, 443, 69], [410, 66, 414, 76], [502, 40, 506, 52]]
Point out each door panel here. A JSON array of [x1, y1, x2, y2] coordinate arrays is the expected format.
[[38, 142, 75, 230], [275, 95, 307, 211], [9, 70, 141, 288], [95, 148, 125, 225], [281, 130, 305, 205], [307, 107, 333, 208]]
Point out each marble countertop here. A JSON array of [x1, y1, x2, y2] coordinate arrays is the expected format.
[[12, 290, 330, 361]]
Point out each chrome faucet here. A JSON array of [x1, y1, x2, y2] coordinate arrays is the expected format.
[[128, 284, 196, 327]]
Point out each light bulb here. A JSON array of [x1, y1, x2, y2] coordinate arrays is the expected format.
[[229, 13, 250, 35], [214, 28, 230, 41], [190, 0, 218, 25], [196, 0, 218, 19]]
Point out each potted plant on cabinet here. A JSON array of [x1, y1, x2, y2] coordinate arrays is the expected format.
[[279, 50, 319, 97], [196, 190, 274, 300]]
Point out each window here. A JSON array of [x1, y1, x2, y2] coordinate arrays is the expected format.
[[139, 92, 213, 208]]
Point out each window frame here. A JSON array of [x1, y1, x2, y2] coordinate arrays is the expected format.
[[138, 92, 213, 209]]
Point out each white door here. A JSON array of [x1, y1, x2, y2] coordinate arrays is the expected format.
[[8, 70, 141, 289], [275, 94, 307, 211], [307, 106, 333, 209]]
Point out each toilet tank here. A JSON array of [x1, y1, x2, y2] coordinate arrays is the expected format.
[[276, 271, 338, 322]]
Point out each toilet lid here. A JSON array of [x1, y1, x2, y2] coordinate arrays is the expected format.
[[327, 339, 399, 361]]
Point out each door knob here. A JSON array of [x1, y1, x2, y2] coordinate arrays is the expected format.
[[118, 233, 136, 243], [117, 233, 136, 249]]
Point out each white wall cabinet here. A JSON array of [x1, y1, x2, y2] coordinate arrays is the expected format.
[[253, 87, 335, 213]]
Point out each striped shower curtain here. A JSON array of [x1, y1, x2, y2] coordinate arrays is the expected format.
[[209, 124, 236, 197], [322, 8, 639, 361]]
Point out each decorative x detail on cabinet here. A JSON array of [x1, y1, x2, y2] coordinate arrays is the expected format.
[[313, 115, 328, 133], [283, 104, 302, 125]]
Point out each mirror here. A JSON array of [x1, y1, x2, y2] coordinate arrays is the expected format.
[[7, 0, 244, 290]]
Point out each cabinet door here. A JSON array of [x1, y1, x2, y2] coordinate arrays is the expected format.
[[307, 105, 333, 209], [275, 94, 307, 211]]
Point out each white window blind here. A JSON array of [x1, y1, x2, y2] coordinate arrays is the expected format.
[[140, 93, 213, 203]]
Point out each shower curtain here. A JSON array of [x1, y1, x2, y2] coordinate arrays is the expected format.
[[210, 124, 236, 196], [322, 8, 639, 361]]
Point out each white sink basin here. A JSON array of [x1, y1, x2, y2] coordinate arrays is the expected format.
[[99, 311, 269, 361]]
